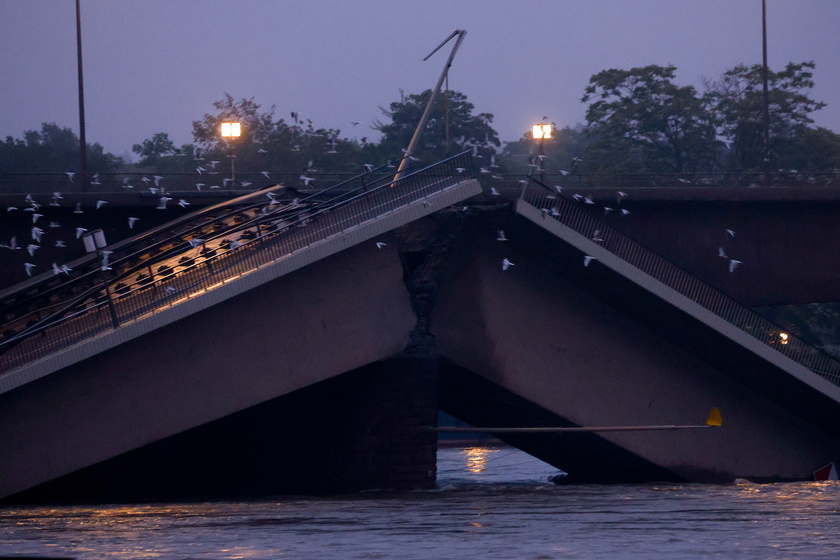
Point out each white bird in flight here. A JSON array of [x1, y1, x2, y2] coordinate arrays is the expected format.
[[128, 217, 140, 229], [96, 200, 108, 209], [76, 227, 88, 239], [496, 230, 508, 241], [728, 259, 742, 273], [583, 255, 595, 267], [24, 263, 36, 276], [376, 242, 387, 249], [502, 258, 514, 270]]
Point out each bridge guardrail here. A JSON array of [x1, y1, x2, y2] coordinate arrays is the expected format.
[[519, 177, 840, 388], [0, 152, 475, 373]]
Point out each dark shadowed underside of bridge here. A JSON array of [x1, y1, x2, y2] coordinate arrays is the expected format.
[[3, 163, 840, 502]]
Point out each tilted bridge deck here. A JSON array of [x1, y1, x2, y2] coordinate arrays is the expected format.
[[0, 152, 481, 392]]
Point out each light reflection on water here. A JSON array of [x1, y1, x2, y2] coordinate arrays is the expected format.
[[1, 446, 840, 559]]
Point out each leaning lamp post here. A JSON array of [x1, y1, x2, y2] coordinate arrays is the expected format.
[[532, 121, 552, 184], [220, 121, 241, 182]]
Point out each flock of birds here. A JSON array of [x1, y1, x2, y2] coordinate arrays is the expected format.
[[0, 176, 199, 279], [478, 181, 745, 277]]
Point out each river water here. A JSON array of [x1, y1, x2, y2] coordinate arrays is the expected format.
[[2, 445, 839, 559]]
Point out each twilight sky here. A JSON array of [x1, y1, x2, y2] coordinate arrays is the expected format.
[[1, 1, 838, 160]]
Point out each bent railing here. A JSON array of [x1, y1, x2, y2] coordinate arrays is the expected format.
[[519, 177, 840, 388]]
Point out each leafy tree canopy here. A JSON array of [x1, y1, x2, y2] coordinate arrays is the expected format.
[[0, 123, 123, 174], [581, 65, 718, 174], [371, 89, 500, 167], [703, 61, 827, 172]]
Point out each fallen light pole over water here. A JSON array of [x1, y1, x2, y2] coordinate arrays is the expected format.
[[431, 408, 723, 434]]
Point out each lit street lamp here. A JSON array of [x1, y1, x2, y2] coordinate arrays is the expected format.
[[532, 120, 553, 184], [220, 121, 241, 182]]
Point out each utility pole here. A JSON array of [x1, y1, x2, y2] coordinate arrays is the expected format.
[[75, 0, 89, 193], [761, 0, 771, 186]]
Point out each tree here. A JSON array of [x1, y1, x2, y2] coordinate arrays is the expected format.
[[703, 61, 827, 173], [581, 65, 718, 174], [191, 94, 362, 180], [130, 132, 195, 172], [0, 123, 122, 174], [372, 89, 500, 166]]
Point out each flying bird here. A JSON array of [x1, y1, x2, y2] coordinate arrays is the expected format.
[[496, 230, 508, 241], [502, 258, 514, 270], [178, 199, 190, 208], [32, 213, 43, 224], [725, 229, 735, 238], [76, 227, 88, 239], [489, 187, 501, 196], [27, 244, 39, 257], [128, 217, 140, 229], [188, 238, 206, 248], [65, 172, 74, 183], [728, 259, 742, 273], [583, 255, 595, 267], [73, 202, 83, 214], [376, 242, 387, 249], [96, 200, 108, 209], [24, 263, 36, 276], [31, 227, 44, 243], [718, 247, 728, 259]]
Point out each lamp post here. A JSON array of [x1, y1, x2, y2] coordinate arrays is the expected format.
[[532, 121, 553, 185], [220, 121, 241, 182]]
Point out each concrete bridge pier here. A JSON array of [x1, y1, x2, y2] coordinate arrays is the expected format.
[[5, 356, 438, 503]]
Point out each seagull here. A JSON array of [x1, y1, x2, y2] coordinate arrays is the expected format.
[[154, 176, 163, 186], [299, 175, 315, 186], [603, 207, 614, 216], [24, 263, 36, 276], [55, 240, 66, 248], [496, 230, 508, 241], [376, 242, 387, 249], [489, 187, 501, 196], [558, 170, 570, 176], [456, 167, 466, 174], [96, 200, 108, 209], [148, 187, 159, 195], [617, 191, 628, 203], [728, 259, 742, 273], [165, 286, 177, 294], [717, 247, 728, 259], [27, 244, 39, 257], [554, 185, 563, 194], [90, 173, 101, 185], [241, 181, 252, 188], [195, 183, 205, 190], [128, 217, 140, 229], [223, 178, 233, 187], [583, 195, 595, 204], [32, 213, 43, 224], [178, 199, 190, 208], [261, 171, 270, 179], [502, 258, 514, 271], [76, 227, 88, 239], [7, 236, 20, 250], [31, 227, 44, 243], [49, 221, 61, 228], [620, 209, 631, 215], [53, 191, 64, 200], [363, 163, 374, 172], [156, 196, 172, 210], [583, 255, 595, 267], [257, 148, 268, 154], [52, 263, 72, 275], [65, 172, 75, 183], [725, 229, 735, 238], [73, 202, 83, 214], [188, 238, 205, 248]]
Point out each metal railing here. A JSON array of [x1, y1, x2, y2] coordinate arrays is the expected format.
[[3, 170, 838, 196], [0, 152, 474, 373], [519, 177, 840, 388]]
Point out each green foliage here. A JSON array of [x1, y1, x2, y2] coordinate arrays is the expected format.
[[581, 65, 719, 174], [371, 89, 500, 166], [0, 123, 123, 173], [190, 93, 362, 177], [703, 61, 827, 173]]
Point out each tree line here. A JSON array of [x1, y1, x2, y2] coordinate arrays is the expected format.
[[2, 61, 838, 183]]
